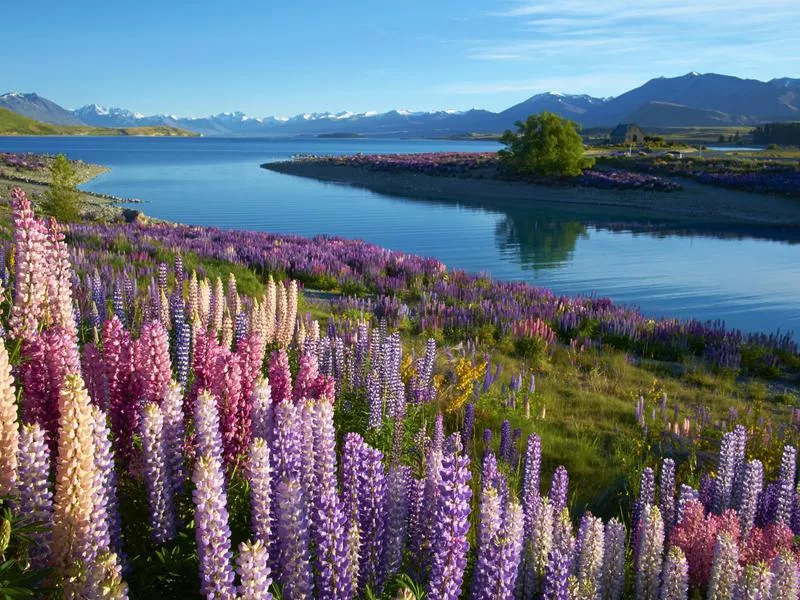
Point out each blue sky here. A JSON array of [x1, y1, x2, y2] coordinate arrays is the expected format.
[[3, 0, 798, 117]]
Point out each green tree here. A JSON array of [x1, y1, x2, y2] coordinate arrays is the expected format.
[[499, 111, 594, 177], [42, 154, 82, 222]]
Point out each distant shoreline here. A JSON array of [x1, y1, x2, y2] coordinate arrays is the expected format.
[[263, 159, 800, 226]]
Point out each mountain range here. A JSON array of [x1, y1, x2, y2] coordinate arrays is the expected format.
[[2, 73, 799, 137]]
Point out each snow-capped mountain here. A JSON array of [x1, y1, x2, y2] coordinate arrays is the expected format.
[[0, 92, 84, 126]]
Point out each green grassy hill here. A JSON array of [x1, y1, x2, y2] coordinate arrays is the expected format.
[[0, 107, 196, 136]]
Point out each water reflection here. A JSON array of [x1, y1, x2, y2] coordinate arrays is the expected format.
[[495, 212, 588, 270]]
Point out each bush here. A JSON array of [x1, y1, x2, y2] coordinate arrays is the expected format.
[[499, 111, 594, 177], [42, 154, 82, 222]]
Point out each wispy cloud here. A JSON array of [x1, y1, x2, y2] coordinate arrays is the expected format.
[[433, 74, 645, 96]]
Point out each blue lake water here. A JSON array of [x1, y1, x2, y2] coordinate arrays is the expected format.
[[1, 136, 799, 336]]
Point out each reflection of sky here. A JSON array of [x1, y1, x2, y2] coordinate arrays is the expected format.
[[1, 136, 799, 335]]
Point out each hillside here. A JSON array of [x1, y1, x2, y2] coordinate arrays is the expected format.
[[0, 107, 196, 136]]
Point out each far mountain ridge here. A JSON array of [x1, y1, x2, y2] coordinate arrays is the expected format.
[[3, 73, 799, 136]]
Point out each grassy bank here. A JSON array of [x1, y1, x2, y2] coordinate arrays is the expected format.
[[0, 107, 196, 136]]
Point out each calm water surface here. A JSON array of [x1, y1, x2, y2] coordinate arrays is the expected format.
[[1, 136, 798, 335]]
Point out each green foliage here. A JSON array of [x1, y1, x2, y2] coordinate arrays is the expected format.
[[499, 111, 594, 177], [41, 154, 82, 222], [513, 335, 548, 367], [0, 108, 195, 137]]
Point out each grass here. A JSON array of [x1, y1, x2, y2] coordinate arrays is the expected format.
[[0, 107, 196, 136]]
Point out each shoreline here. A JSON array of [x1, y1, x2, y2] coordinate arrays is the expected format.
[[263, 160, 800, 227]]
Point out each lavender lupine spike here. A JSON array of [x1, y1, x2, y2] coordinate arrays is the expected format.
[[426, 434, 472, 600], [246, 437, 271, 546], [659, 546, 688, 600], [738, 460, 763, 536], [462, 403, 475, 450], [576, 514, 605, 598], [528, 496, 555, 596], [676, 485, 699, 525], [249, 377, 272, 442], [552, 508, 575, 569], [192, 453, 236, 600], [518, 434, 542, 600], [274, 478, 314, 600], [367, 369, 382, 430], [730, 425, 748, 510], [660, 459, 676, 534], [770, 549, 799, 600], [602, 519, 626, 600], [420, 432, 444, 575], [634, 505, 664, 600], [175, 321, 191, 388], [775, 445, 797, 525], [237, 540, 273, 600], [194, 390, 224, 463], [433, 413, 444, 452], [549, 466, 569, 516], [141, 402, 176, 544], [735, 563, 773, 600], [161, 381, 186, 497], [472, 460, 503, 598], [714, 429, 738, 514], [499, 419, 511, 463], [358, 444, 388, 593], [270, 401, 301, 482], [91, 406, 123, 557], [17, 423, 53, 568], [383, 465, 410, 582], [311, 398, 353, 599], [542, 549, 571, 600], [494, 501, 524, 600], [707, 532, 739, 600]]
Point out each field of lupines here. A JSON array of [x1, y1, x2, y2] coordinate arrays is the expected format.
[[294, 153, 683, 192], [0, 186, 799, 598]]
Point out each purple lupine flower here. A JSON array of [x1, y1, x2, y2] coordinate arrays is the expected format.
[[542, 549, 571, 600], [659, 546, 688, 600], [707, 532, 739, 599], [699, 474, 715, 512], [549, 466, 569, 516], [576, 514, 604, 596], [234, 312, 248, 348], [17, 423, 53, 568], [474, 495, 524, 600], [714, 429, 738, 514], [249, 378, 272, 442], [175, 321, 191, 388], [462, 403, 475, 450], [738, 460, 763, 536], [735, 563, 772, 600], [141, 402, 176, 544], [634, 505, 664, 600], [237, 540, 273, 600], [246, 437, 271, 546], [270, 401, 301, 481], [433, 413, 444, 452], [112, 287, 126, 325], [91, 406, 123, 558], [771, 549, 799, 599], [367, 369, 382, 430], [660, 459, 676, 535], [194, 390, 224, 463], [162, 382, 186, 498], [358, 444, 388, 593], [552, 507, 575, 568], [406, 476, 426, 579], [274, 477, 313, 599], [775, 445, 797, 525], [499, 420, 512, 463], [472, 457, 504, 597], [383, 465, 410, 582], [520, 495, 554, 600], [676, 485, 699, 525], [483, 429, 493, 456], [602, 518, 626, 600], [420, 434, 445, 576], [730, 425, 748, 510], [311, 398, 353, 599], [426, 434, 472, 600], [341, 433, 366, 526], [192, 454, 236, 600]]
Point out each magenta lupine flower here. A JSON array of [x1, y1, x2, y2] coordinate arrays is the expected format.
[[602, 518, 626, 600], [274, 477, 314, 599], [9, 188, 49, 341], [357, 444, 388, 593], [245, 437, 272, 551], [542, 549, 571, 600], [676, 485, 699, 525], [660, 458, 676, 535], [135, 320, 172, 406], [659, 546, 688, 600], [192, 453, 236, 600], [91, 406, 123, 558], [739, 460, 763, 536], [576, 514, 604, 596], [141, 402, 176, 544], [635, 505, 664, 600], [103, 316, 137, 464], [770, 550, 799, 599], [775, 445, 796, 525], [209, 348, 244, 464], [383, 465, 410, 582], [707, 532, 739, 599], [268, 349, 292, 404], [237, 540, 273, 600], [292, 348, 319, 402], [311, 398, 353, 599], [549, 466, 569, 516], [17, 423, 53, 568], [235, 332, 264, 449], [426, 434, 472, 600]]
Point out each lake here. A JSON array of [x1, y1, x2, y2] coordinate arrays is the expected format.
[[1, 136, 799, 336]]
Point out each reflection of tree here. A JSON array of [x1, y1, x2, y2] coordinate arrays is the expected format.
[[495, 211, 588, 269]]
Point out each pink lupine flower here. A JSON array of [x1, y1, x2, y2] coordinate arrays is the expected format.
[[102, 316, 137, 464], [135, 320, 172, 406], [739, 522, 793, 567], [268, 349, 292, 404], [81, 342, 106, 407], [292, 349, 319, 402]]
